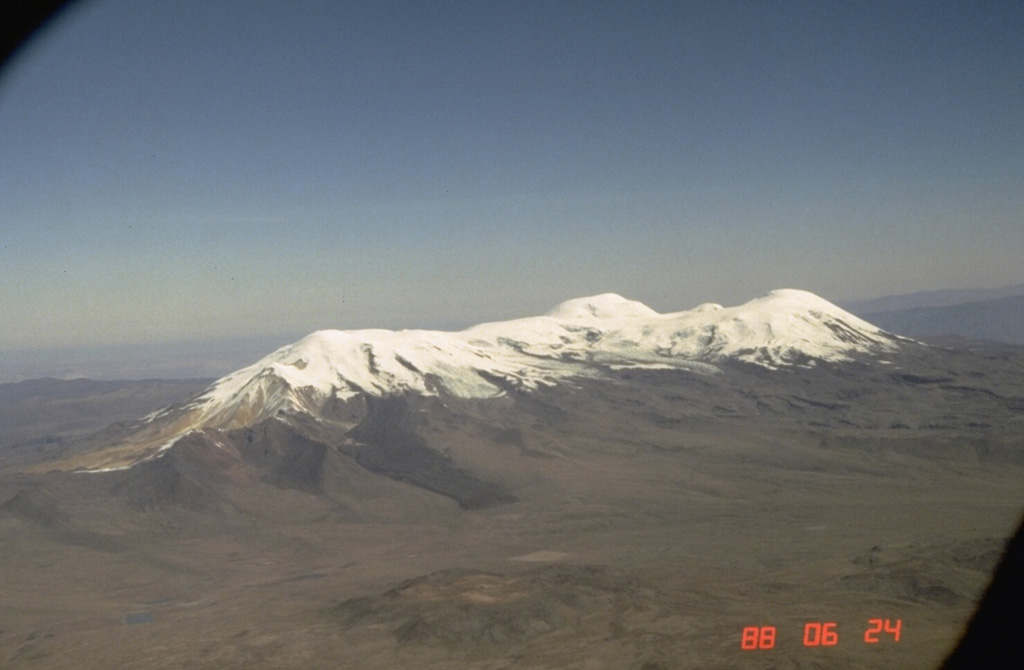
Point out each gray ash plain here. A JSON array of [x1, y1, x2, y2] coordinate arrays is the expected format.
[[1, 342, 1023, 669]]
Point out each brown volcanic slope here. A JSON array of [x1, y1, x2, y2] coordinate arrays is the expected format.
[[0, 378, 212, 469], [1, 344, 1024, 669]]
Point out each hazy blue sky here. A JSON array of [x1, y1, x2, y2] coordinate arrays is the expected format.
[[2, 1, 1023, 376]]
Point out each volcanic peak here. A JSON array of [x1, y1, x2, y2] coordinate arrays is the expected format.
[[545, 293, 661, 321], [189, 289, 900, 421], [70, 289, 907, 472]]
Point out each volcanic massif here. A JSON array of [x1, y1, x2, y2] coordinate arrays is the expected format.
[[2, 290, 1023, 669]]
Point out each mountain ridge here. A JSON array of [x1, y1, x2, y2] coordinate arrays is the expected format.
[[52, 289, 912, 473], [197, 288, 902, 408], [843, 282, 1024, 314], [862, 295, 1024, 345]]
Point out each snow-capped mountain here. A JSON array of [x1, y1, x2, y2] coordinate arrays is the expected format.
[[201, 289, 898, 412], [75, 289, 904, 472]]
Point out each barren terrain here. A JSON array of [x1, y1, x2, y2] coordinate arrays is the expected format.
[[2, 343, 1023, 669]]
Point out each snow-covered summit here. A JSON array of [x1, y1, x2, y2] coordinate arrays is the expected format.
[[164, 289, 901, 432], [545, 293, 661, 320], [73, 289, 908, 471]]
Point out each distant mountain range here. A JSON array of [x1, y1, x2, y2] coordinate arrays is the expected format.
[[843, 283, 1024, 314], [843, 283, 1024, 345], [860, 296, 1024, 345]]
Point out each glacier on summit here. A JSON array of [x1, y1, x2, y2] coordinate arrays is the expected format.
[[180, 289, 902, 429], [73, 289, 906, 472]]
